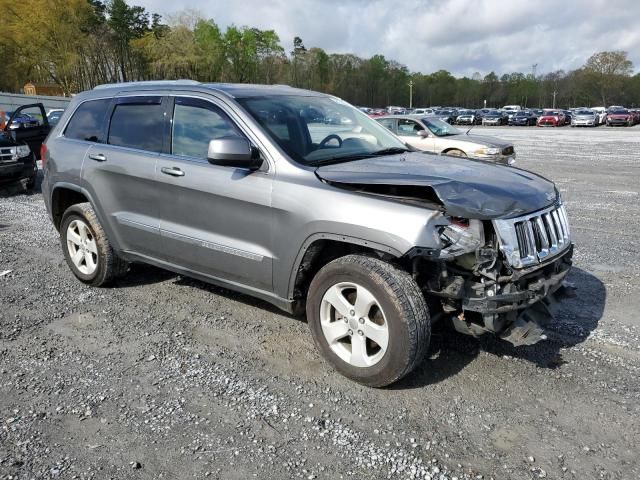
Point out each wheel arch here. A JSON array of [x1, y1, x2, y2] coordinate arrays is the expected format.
[[287, 233, 404, 310], [442, 147, 467, 156]]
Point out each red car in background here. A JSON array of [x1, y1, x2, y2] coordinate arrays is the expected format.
[[606, 108, 635, 126], [537, 110, 565, 127]]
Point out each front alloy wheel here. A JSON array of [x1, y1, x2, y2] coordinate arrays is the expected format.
[[307, 255, 430, 387], [320, 282, 389, 368]]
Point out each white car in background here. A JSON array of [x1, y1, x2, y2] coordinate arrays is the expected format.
[[591, 107, 607, 125], [376, 115, 516, 165]]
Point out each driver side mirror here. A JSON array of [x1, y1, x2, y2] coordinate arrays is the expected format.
[[207, 137, 263, 171], [417, 129, 430, 138]]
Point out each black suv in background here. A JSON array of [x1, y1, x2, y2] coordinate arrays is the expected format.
[[0, 103, 50, 190]]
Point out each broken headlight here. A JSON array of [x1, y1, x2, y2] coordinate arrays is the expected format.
[[438, 218, 484, 258]]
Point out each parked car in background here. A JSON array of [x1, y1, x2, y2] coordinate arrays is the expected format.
[[386, 106, 406, 114], [376, 115, 515, 165], [47, 109, 66, 126], [412, 108, 435, 115], [561, 110, 573, 125], [571, 109, 598, 127], [606, 108, 634, 126], [628, 109, 640, 124], [509, 110, 537, 126], [481, 111, 507, 126], [42, 81, 572, 386], [502, 105, 522, 113], [1, 111, 41, 130], [591, 107, 607, 125], [1, 103, 49, 190], [537, 110, 565, 127], [432, 109, 457, 124], [455, 109, 479, 125]]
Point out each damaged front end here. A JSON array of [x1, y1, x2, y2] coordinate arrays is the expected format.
[[315, 153, 574, 346], [404, 203, 574, 346]]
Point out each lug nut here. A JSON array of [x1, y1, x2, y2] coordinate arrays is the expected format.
[[358, 318, 365, 324], [350, 310, 355, 316], [348, 329, 353, 336], [344, 318, 348, 323], [358, 330, 364, 336]]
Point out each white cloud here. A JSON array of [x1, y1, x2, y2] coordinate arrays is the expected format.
[[133, 0, 640, 76]]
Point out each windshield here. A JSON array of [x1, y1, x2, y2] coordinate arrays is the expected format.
[[422, 118, 461, 136], [576, 110, 593, 115], [610, 109, 628, 114], [237, 95, 408, 166]]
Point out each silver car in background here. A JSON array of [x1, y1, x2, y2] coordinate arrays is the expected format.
[[571, 109, 598, 127], [376, 115, 516, 165]]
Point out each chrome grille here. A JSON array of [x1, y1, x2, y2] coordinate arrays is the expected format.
[[494, 204, 570, 268], [0, 147, 16, 164]]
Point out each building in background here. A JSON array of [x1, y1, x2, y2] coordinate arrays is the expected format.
[[23, 83, 65, 97]]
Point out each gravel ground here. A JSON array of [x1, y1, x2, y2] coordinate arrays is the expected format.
[[1, 126, 639, 480]]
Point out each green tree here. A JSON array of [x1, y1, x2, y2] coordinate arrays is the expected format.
[[583, 51, 634, 106]]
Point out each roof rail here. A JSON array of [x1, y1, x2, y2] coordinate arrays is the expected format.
[[93, 80, 200, 90]]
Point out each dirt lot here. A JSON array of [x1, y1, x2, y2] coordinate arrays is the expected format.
[[1, 126, 639, 480]]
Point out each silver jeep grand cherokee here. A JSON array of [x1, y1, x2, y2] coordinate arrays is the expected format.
[[42, 81, 573, 387]]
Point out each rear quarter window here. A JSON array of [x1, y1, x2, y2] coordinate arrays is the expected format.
[[64, 99, 111, 142]]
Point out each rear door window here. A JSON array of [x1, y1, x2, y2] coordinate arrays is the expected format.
[[64, 99, 111, 142], [107, 97, 164, 152]]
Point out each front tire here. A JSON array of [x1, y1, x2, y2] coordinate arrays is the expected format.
[[306, 255, 430, 387], [60, 202, 128, 286]]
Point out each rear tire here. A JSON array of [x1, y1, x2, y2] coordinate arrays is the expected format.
[[60, 202, 128, 286], [306, 255, 430, 387]]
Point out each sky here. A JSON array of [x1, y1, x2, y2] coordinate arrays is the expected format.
[[134, 0, 640, 77]]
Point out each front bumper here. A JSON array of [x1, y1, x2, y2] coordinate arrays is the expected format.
[[0, 154, 37, 185], [607, 118, 630, 125], [463, 245, 573, 315]]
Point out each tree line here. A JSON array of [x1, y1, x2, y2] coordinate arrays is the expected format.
[[1, 0, 638, 108]]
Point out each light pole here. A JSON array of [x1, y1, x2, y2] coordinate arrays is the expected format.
[[408, 80, 414, 109]]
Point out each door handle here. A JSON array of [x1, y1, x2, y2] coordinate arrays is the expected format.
[[161, 166, 185, 177], [88, 153, 107, 162]]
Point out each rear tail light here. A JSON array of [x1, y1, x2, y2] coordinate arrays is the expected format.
[[40, 143, 48, 168]]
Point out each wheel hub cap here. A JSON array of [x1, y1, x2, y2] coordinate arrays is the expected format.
[[319, 282, 389, 368]]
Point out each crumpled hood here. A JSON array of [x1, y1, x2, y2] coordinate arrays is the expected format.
[[316, 152, 558, 220]]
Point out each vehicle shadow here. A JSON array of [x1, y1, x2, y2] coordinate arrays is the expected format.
[[478, 266, 605, 366], [392, 266, 605, 390], [0, 170, 41, 198], [112, 263, 300, 319]]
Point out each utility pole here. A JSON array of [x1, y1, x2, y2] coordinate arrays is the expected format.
[[552, 90, 557, 109], [408, 80, 414, 109]]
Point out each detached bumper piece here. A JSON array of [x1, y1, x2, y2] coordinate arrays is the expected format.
[[451, 245, 574, 346]]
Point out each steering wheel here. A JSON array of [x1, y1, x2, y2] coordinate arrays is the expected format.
[[318, 134, 343, 149]]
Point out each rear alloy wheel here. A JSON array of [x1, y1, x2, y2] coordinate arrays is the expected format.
[[60, 202, 128, 286], [307, 255, 430, 387]]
